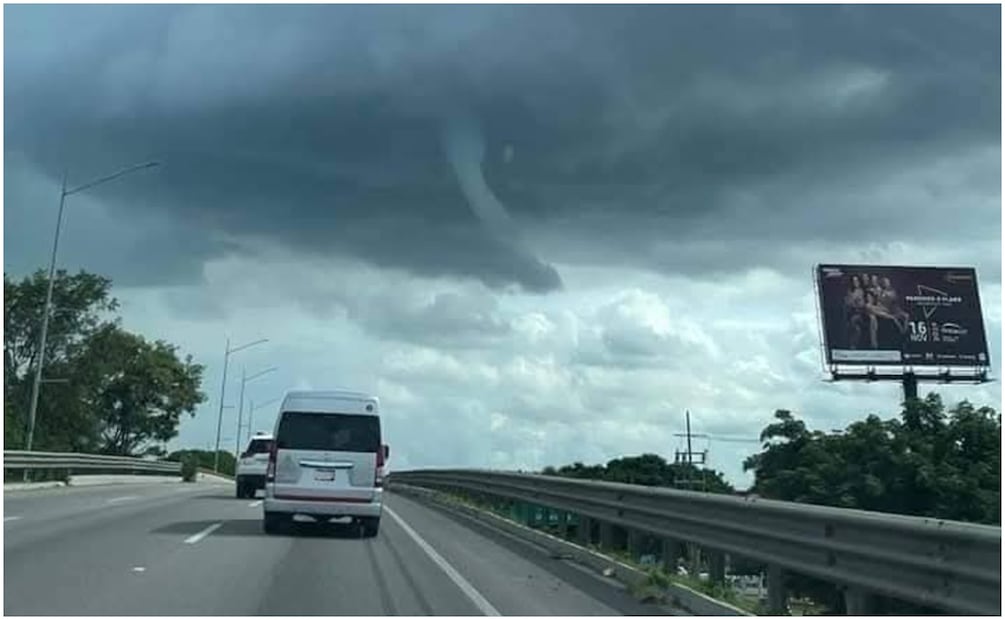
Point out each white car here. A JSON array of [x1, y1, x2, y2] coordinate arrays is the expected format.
[[235, 432, 274, 499], [263, 390, 388, 537]]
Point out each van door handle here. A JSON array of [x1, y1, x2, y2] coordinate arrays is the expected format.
[[299, 460, 354, 469]]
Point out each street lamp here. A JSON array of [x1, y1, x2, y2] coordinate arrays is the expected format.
[[246, 397, 282, 440], [213, 338, 268, 472], [25, 161, 160, 452], [235, 366, 278, 457]]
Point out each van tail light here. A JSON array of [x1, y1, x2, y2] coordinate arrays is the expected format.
[[266, 442, 277, 482], [375, 445, 385, 488]]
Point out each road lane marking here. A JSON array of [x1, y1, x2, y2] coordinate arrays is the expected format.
[[248, 500, 263, 508], [106, 495, 139, 504], [184, 522, 223, 544], [4, 516, 21, 522], [132, 566, 146, 573], [385, 506, 500, 616]]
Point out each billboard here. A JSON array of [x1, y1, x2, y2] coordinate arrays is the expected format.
[[816, 265, 990, 367]]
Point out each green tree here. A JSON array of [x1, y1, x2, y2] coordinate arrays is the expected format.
[[740, 395, 1001, 614], [743, 394, 1001, 525], [4, 270, 119, 450], [83, 326, 205, 455], [546, 454, 734, 494], [4, 269, 206, 455]]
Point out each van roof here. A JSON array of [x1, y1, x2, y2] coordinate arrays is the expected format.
[[283, 389, 377, 402]]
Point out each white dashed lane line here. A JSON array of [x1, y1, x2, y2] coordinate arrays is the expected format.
[[4, 516, 22, 523], [184, 522, 223, 545], [106, 496, 139, 505], [248, 500, 263, 508]]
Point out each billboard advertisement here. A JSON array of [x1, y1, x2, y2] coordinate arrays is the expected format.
[[816, 264, 990, 367]]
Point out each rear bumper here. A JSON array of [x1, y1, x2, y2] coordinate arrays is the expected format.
[[263, 490, 383, 518], [237, 474, 266, 488]]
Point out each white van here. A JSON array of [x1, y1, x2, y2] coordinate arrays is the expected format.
[[263, 390, 388, 537]]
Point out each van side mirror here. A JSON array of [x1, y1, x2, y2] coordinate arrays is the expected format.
[[383, 444, 390, 461]]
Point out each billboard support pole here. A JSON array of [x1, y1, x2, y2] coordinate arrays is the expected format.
[[902, 372, 918, 403]]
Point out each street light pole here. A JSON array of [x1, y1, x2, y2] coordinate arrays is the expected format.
[[26, 171, 68, 453], [212, 337, 268, 472], [25, 161, 159, 453], [248, 397, 281, 438], [235, 366, 277, 457], [213, 338, 231, 473], [236, 367, 247, 458]]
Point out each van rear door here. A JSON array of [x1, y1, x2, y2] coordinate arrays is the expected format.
[[272, 411, 380, 503]]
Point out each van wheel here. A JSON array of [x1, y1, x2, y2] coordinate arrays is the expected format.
[[362, 517, 380, 538], [264, 512, 283, 535]]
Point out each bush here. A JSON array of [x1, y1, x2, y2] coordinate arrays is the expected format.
[[181, 454, 199, 482]]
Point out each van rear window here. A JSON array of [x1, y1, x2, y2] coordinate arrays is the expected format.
[[276, 412, 380, 452]]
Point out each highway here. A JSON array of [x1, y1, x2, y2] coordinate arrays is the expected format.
[[4, 481, 664, 616]]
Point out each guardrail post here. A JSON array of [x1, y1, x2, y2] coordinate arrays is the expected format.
[[627, 529, 645, 562], [766, 564, 787, 615], [708, 550, 726, 585], [562, 512, 576, 540], [598, 521, 616, 550], [577, 515, 593, 546], [661, 538, 681, 573], [686, 542, 701, 577], [843, 586, 877, 615]]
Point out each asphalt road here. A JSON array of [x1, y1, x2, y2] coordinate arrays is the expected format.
[[4, 482, 663, 615]]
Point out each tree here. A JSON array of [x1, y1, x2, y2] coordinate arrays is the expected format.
[[740, 395, 1001, 613], [743, 394, 1001, 525], [4, 270, 119, 450], [545, 453, 734, 494], [4, 269, 206, 455], [82, 326, 205, 455]]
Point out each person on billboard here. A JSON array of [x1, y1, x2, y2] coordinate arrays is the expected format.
[[844, 275, 866, 349], [865, 290, 904, 349], [868, 274, 883, 300], [879, 277, 910, 334]]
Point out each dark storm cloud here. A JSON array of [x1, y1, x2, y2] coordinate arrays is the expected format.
[[5, 4, 999, 289]]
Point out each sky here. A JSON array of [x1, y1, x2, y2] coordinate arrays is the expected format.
[[4, 4, 1001, 487]]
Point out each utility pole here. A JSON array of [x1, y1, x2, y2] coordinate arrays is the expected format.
[[674, 410, 707, 490]]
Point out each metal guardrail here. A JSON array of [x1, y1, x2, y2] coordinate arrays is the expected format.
[[389, 469, 1001, 616], [4, 450, 182, 475]]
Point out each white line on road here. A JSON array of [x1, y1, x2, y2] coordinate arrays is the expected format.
[[106, 495, 139, 504], [184, 522, 223, 544], [132, 566, 146, 573], [4, 516, 22, 522], [385, 506, 500, 616], [248, 500, 263, 508]]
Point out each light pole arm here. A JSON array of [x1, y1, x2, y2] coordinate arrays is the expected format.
[[64, 161, 159, 196]]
